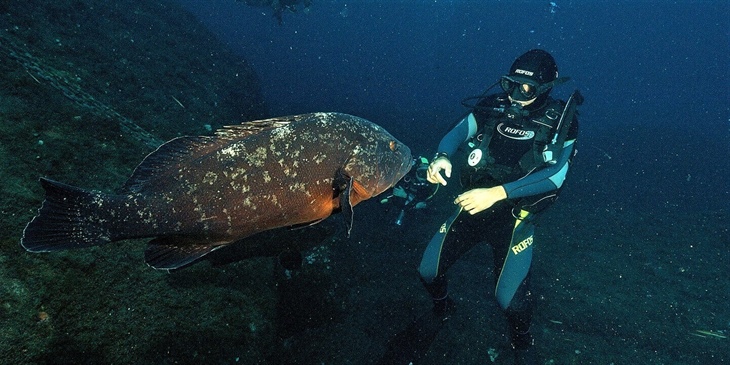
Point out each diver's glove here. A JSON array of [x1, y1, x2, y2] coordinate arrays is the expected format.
[[454, 186, 507, 215], [427, 156, 452, 186], [392, 186, 408, 198]]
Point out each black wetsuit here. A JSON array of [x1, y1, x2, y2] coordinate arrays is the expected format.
[[418, 93, 579, 344]]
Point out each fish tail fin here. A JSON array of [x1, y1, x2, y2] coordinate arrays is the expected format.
[[21, 178, 116, 252]]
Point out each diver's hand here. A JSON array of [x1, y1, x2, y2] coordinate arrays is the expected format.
[[427, 157, 452, 186], [392, 186, 408, 198], [454, 186, 507, 215]]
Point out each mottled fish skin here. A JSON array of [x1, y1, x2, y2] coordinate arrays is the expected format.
[[21, 112, 412, 269], [125, 112, 411, 240]]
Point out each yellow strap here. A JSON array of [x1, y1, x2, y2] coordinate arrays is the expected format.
[[515, 209, 530, 225]]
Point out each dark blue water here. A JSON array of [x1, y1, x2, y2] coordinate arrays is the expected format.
[[176, 0, 729, 213]]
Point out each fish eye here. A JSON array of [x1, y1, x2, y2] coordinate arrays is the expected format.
[[389, 140, 398, 152]]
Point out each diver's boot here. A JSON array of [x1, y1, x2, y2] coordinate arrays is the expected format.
[[510, 329, 537, 365], [432, 295, 455, 317], [421, 276, 454, 317]]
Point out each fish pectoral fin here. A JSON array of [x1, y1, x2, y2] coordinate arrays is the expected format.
[[340, 177, 354, 237], [333, 171, 371, 237], [348, 179, 371, 206], [341, 178, 371, 237], [144, 237, 225, 271]]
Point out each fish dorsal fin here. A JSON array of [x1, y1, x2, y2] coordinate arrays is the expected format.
[[120, 135, 221, 193], [119, 117, 296, 193], [214, 116, 295, 140]]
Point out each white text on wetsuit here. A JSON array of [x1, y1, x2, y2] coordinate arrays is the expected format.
[[512, 236, 534, 255]]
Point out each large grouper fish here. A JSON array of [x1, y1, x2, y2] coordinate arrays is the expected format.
[[21, 112, 412, 270]]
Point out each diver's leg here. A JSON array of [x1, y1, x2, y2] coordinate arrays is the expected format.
[[492, 210, 537, 364], [503, 275, 534, 350], [418, 207, 481, 315]]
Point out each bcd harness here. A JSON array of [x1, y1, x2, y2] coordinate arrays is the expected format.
[[464, 90, 583, 185]]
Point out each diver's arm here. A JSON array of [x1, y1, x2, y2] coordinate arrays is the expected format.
[[435, 113, 478, 158], [454, 139, 576, 215], [502, 139, 576, 199], [428, 113, 478, 186]]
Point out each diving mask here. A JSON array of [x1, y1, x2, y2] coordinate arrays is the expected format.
[[500, 75, 540, 100], [500, 75, 570, 101]]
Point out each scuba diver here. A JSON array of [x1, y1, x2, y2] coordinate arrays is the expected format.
[[380, 156, 439, 226], [418, 49, 581, 365], [236, 0, 313, 24]]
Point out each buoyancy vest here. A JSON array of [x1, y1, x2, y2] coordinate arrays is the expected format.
[[460, 94, 564, 185]]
